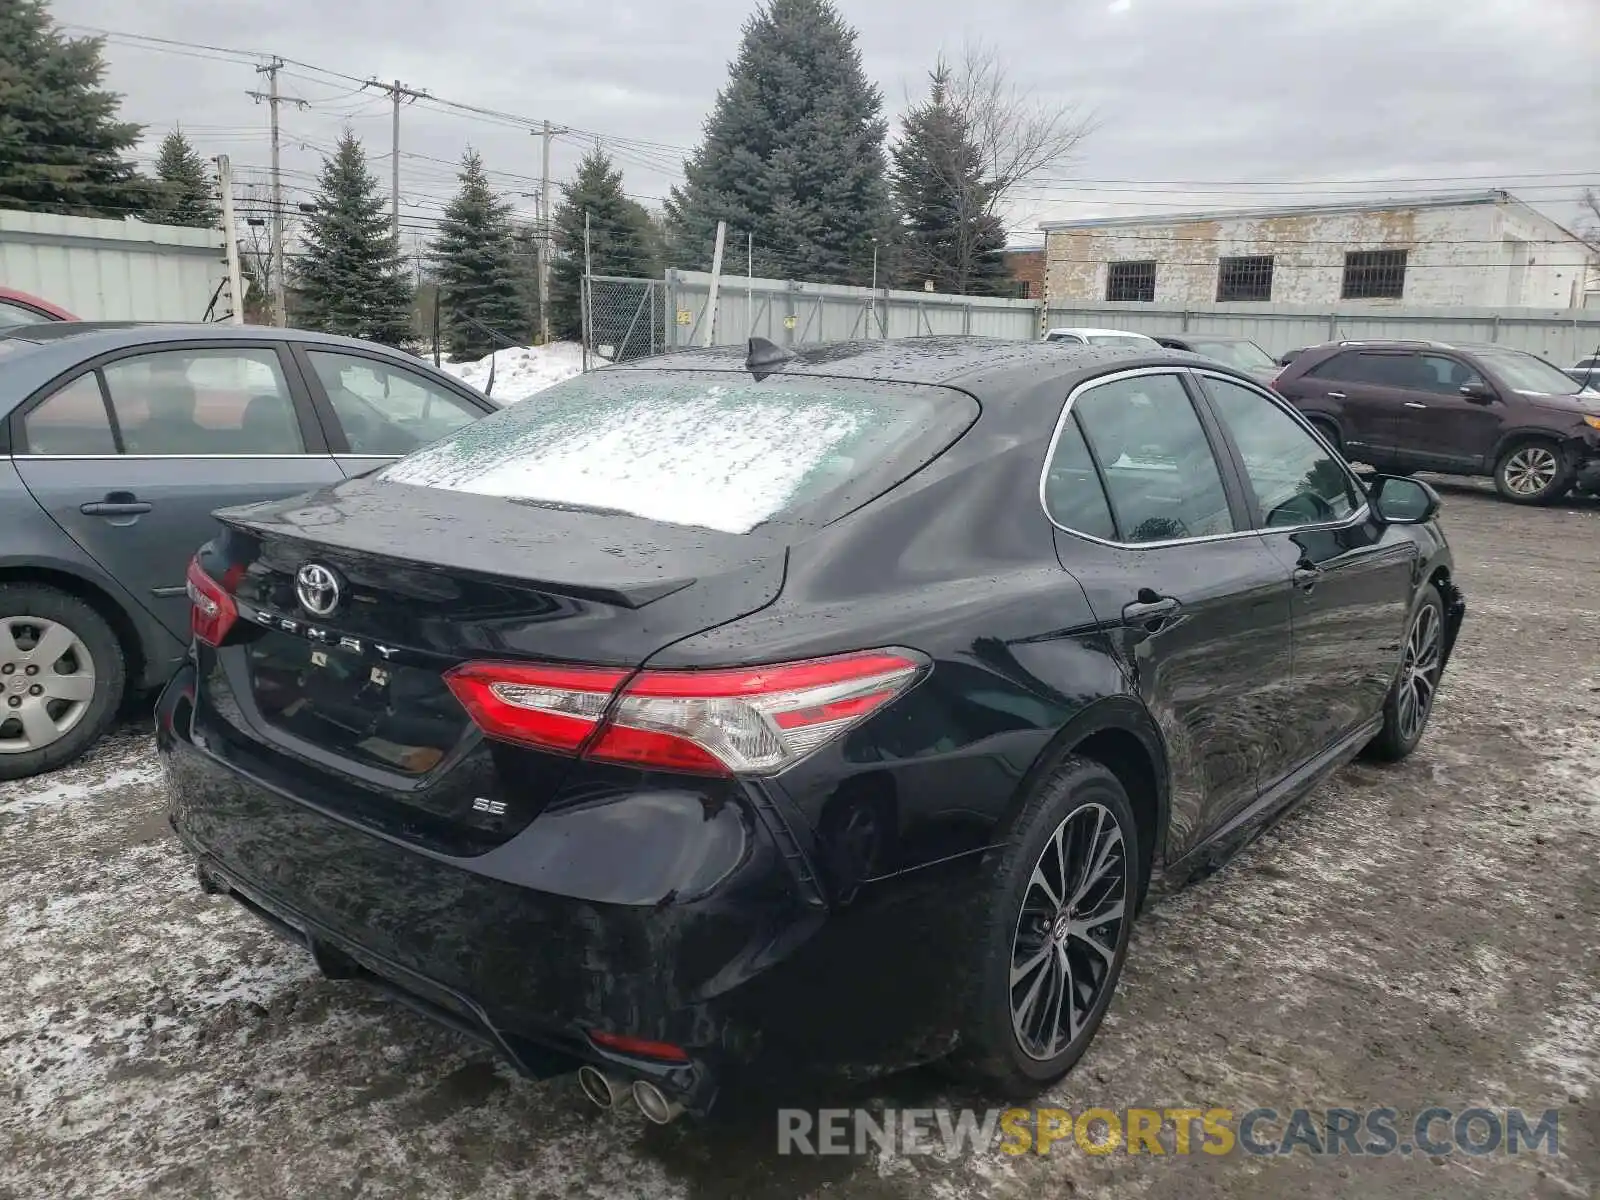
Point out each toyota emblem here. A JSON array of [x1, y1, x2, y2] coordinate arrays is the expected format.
[[295, 563, 343, 617]]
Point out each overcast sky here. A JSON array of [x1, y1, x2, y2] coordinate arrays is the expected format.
[[48, 0, 1600, 263]]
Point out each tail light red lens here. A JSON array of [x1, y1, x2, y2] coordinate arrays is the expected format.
[[185, 557, 238, 646], [444, 649, 926, 776], [587, 1029, 690, 1063]]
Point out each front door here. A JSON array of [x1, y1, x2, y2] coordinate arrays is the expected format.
[[1387, 354, 1505, 471], [1044, 369, 1295, 856], [12, 344, 343, 640], [1195, 371, 1416, 762]]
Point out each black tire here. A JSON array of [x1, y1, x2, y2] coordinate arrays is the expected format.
[[1364, 585, 1445, 763], [1493, 438, 1572, 505], [951, 756, 1140, 1093], [0, 584, 126, 781]]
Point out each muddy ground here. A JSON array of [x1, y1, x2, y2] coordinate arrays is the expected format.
[[2, 478, 1597, 1200]]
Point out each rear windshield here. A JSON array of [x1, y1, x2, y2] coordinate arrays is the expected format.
[[379, 370, 977, 534], [1087, 334, 1157, 348], [1189, 340, 1276, 372]]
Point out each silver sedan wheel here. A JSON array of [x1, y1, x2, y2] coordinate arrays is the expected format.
[[1009, 801, 1128, 1061], [1502, 446, 1559, 497], [0, 615, 98, 753]]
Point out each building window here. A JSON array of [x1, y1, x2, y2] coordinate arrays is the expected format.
[[1342, 250, 1408, 300], [1216, 255, 1274, 302], [1106, 261, 1156, 302]]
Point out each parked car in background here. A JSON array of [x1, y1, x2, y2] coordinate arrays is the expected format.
[[0, 288, 76, 328], [1153, 334, 1279, 383], [162, 335, 1462, 1119], [1043, 327, 1161, 349], [0, 322, 498, 778], [1569, 356, 1599, 389], [1273, 339, 1600, 504]]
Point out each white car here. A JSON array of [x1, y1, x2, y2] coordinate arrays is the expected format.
[[1043, 327, 1161, 349]]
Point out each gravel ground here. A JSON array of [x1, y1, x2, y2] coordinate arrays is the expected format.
[[2, 478, 1597, 1200]]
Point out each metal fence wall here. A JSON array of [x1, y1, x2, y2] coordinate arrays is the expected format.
[[1041, 301, 1600, 364], [597, 269, 1600, 367], [662, 269, 1039, 348], [0, 210, 226, 321]]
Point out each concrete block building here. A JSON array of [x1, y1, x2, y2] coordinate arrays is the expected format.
[[1040, 190, 1597, 309]]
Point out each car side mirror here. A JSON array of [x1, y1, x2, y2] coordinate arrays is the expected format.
[[1459, 382, 1496, 403], [1368, 474, 1440, 524]]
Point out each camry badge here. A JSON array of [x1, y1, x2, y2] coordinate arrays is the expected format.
[[295, 562, 343, 617]]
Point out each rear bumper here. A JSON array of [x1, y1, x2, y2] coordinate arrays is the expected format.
[[156, 664, 968, 1111]]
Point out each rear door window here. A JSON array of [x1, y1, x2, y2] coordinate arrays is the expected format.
[[101, 348, 304, 455], [1070, 372, 1236, 544], [380, 371, 978, 534]]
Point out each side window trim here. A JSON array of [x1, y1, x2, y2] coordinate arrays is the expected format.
[[1037, 366, 1253, 549], [1189, 369, 1371, 533]]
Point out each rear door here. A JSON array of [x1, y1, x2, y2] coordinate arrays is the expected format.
[[1044, 368, 1296, 856], [292, 344, 492, 478], [11, 342, 341, 639], [1292, 349, 1415, 463], [1195, 370, 1414, 761]]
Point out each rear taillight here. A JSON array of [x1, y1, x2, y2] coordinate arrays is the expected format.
[[444, 649, 926, 776], [186, 557, 238, 646]]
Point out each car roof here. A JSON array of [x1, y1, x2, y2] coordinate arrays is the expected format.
[[606, 335, 1221, 397], [1044, 327, 1158, 338]]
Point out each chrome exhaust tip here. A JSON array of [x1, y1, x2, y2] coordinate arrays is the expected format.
[[630, 1079, 685, 1125], [576, 1065, 628, 1111]]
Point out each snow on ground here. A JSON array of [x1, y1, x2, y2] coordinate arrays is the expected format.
[[439, 342, 585, 404]]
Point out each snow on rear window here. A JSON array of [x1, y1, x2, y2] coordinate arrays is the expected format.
[[379, 375, 920, 534]]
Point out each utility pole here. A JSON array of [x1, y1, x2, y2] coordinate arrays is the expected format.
[[363, 78, 428, 246], [703, 219, 727, 348], [247, 57, 303, 327], [581, 210, 593, 371], [535, 120, 570, 344], [215, 155, 245, 326]]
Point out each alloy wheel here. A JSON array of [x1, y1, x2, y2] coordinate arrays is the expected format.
[[1395, 602, 1442, 745], [1502, 446, 1559, 497], [0, 616, 98, 753], [1009, 802, 1128, 1061]]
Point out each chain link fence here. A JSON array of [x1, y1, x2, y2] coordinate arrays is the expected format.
[[583, 276, 667, 366]]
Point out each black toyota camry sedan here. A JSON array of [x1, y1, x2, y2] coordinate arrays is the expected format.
[[158, 336, 1465, 1120]]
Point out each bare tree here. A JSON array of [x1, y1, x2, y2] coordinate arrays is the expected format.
[[945, 40, 1097, 225], [1580, 188, 1600, 251], [232, 179, 299, 324]]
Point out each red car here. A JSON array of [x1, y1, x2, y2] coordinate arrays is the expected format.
[[0, 287, 77, 328]]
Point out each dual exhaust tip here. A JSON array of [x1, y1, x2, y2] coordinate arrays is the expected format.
[[576, 1064, 684, 1125]]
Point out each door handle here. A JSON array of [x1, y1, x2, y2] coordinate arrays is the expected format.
[[1292, 566, 1322, 592], [1326, 391, 1346, 399], [80, 501, 152, 516], [1122, 595, 1181, 626], [80, 492, 152, 517], [1403, 402, 1427, 410]]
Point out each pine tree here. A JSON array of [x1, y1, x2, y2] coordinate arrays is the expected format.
[[549, 148, 659, 342], [429, 150, 527, 360], [663, 0, 893, 286], [147, 128, 218, 228], [294, 131, 413, 346], [889, 64, 1009, 296], [0, 0, 148, 218]]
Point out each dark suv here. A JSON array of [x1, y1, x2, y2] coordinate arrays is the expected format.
[[1274, 340, 1600, 504]]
